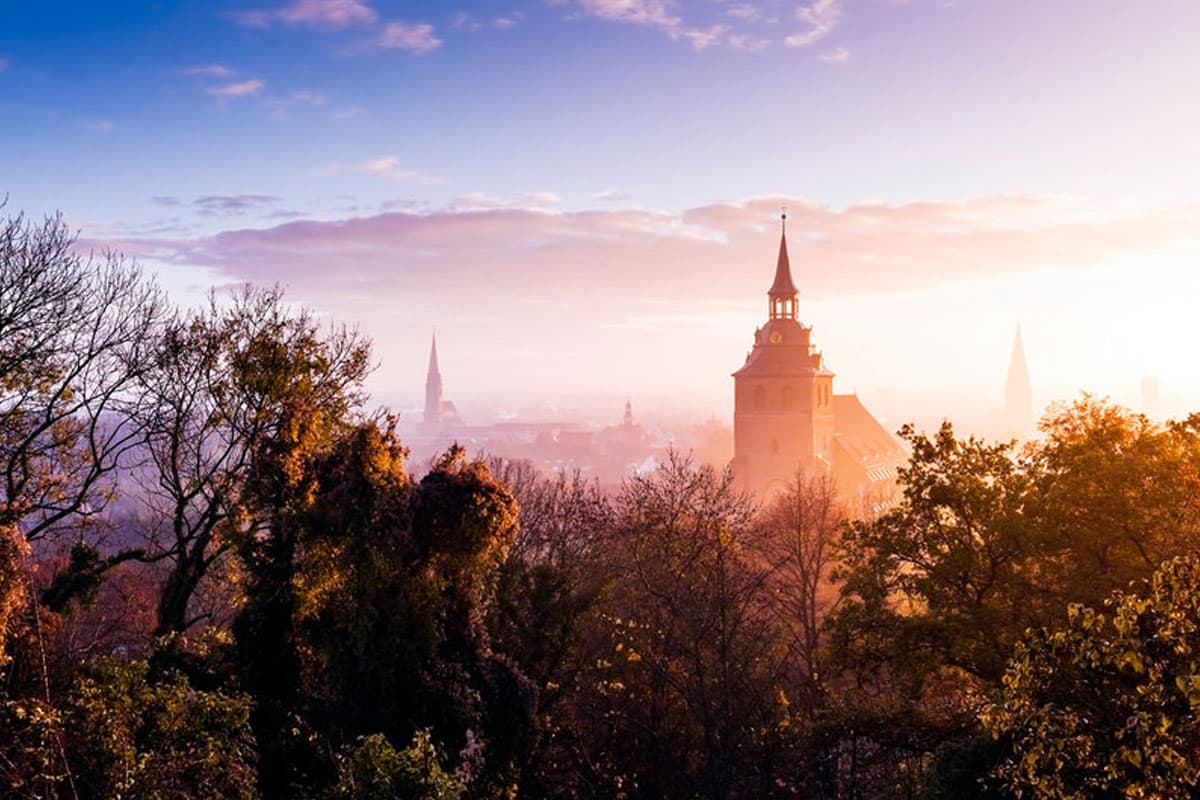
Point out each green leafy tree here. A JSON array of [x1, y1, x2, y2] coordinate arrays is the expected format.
[[327, 731, 463, 800], [984, 557, 1200, 799], [1, 659, 257, 799]]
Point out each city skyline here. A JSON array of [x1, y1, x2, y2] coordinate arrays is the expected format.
[[3, 0, 1200, 422]]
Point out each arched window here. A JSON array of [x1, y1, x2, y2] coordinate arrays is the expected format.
[[754, 385, 766, 410], [783, 385, 794, 409]]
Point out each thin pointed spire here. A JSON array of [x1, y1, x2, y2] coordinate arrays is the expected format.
[[424, 332, 444, 427], [427, 333, 440, 378], [769, 212, 797, 297], [1005, 324, 1032, 436]]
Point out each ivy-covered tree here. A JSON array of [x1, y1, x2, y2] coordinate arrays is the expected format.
[[985, 557, 1200, 798]]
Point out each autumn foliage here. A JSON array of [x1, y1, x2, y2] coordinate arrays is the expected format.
[[5, 207, 1200, 798]]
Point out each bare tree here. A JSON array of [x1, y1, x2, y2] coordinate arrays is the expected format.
[[762, 468, 845, 706], [1, 208, 165, 660], [135, 286, 372, 637]]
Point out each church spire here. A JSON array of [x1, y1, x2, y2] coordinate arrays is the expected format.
[[768, 213, 798, 320], [1004, 324, 1033, 437], [424, 333, 443, 427], [427, 333, 440, 378]]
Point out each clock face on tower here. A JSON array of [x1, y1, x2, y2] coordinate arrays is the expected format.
[[769, 331, 783, 344]]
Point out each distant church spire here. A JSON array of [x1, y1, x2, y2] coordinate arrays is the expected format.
[[1004, 324, 1033, 437], [424, 333, 443, 427], [768, 213, 798, 320]]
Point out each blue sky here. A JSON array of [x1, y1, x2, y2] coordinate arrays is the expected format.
[[3, 0, 1200, 423]]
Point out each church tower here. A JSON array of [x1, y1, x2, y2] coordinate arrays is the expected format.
[[1003, 324, 1033, 438], [424, 333, 444, 429], [732, 215, 836, 496]]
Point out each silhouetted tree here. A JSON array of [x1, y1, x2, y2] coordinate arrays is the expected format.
[[136, 286, 371, 638], [1, 208, 165, 663]]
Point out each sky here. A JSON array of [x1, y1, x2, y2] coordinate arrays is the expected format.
[[3, 0, 1200, 425]]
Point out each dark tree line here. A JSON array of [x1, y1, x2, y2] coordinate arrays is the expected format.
[[5, 205, 1200, 799]]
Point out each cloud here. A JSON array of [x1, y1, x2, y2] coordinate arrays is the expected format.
[[229, 0, 377, 30], [183, 63, 235, 77], [493, 12, 523, 29], [819, 46, 850, 63], [725, 3, 760, 21], [0, 57, 11, 73], [83, 120, 115, 133], [577, 0, 682, 30], [309, 156, 440, 183], [267, 90, 329, 110], [194, 194, 281, 216], [727, 33, 771, 51], [330, 106, 368, 119], [570, 0, 765, 50], [452, 192, 561, 210], [206, 79, 265, 97], [90, 195, 1200, 318], [592, 189, 631, 202], [785, 0, 841, 47], [151, 196, 183, 207], [376, 21, 443, 53], [450, 12, 482, 31], [682, 24, 729, 50]]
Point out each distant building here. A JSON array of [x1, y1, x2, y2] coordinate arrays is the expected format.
[[1003, 325, 1033, 438], [421, 334, 461, 433], [731, 215, 905, 505]]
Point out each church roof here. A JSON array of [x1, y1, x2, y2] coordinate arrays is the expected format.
[[768, 217, 798, 298], [832, 393, 906, 469]]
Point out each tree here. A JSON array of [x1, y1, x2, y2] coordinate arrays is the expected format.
[[567, 454, 792, 800], [485, 459, 612, 795], [0, 658, 257, 799], [136, 286, 371, 637], [984, 557, 1200, 799], [1027, 396, 1200, 610], [1, 208, 165, 662], [762, 469, 845, 710]]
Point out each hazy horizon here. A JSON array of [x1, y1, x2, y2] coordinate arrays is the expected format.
[[4, 0, 1199, 428]]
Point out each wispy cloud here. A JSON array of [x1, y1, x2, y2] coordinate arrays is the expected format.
[[375, 21, 443, 53], [183, 63, 235, 77], [450, 11, 482, 31], [577, 0, 681, 31], [819, 46, 850, 63], [309, 155, 440, 182], [785, 0, 842, 47], [569, 0, 770, 51], [727, 33, 771, 51], [725, 3, 760, 21], [592, 189, 631, 202], [493, 12, 523, 29], [97, 195, 1200, 312], [452, 192, 561, 210], [267, 90, 328, 110], [0, 57, 10, 73], [194, 194, 281, 215], [330, 106, 368, 120], [229, 0, 377, 30], [206, 79, 265, 97], [83, 120, 115, 133], [682, 24, 729, 50]]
